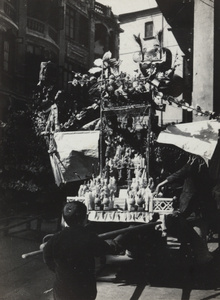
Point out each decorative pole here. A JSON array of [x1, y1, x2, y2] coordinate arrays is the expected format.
[[99, 62, 104, 176], [146, 104, 151, 182]]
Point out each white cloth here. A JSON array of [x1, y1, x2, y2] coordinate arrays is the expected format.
[[50, 131, 99, 185], [157, 120, 220, 164]]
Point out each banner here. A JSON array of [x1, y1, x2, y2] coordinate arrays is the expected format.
[[157, 120, 220, 164], [50, 131, 99, 185]]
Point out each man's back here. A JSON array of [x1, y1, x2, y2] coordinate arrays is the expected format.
[[44, 225, 110, 300]]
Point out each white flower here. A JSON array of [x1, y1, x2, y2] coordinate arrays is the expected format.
[[93, 58, 103, 67], [88, 67, 102, 74], [102, 51, 112, 61]]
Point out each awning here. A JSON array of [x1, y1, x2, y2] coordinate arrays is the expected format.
[[156, 120, 220, 164], [155, 0, 194, 57]]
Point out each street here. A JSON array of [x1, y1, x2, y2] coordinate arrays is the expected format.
[[1, 216, 220, 300]]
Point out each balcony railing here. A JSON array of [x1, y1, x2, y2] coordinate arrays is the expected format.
[[27, 18, 45, 34], [4, 1, 16, 22], [27, 17, 58, 44], [94, 2, 113, 18]]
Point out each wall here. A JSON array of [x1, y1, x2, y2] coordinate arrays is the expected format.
[[118, 7, 183, 124], [192, 0, 214, 120]]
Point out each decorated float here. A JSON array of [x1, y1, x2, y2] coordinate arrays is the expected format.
[[33, 34, 220, 226], [21, 34, 220, 260]]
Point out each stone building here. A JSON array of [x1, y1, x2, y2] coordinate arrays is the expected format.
[[156, 0, 220, 121], [118, 1, 183, 124], [0, 0, 121, 119]]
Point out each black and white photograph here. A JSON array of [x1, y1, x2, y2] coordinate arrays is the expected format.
[[1, 0, 220, 299]]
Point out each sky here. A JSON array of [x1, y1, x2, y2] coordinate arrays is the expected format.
[[97, 0, 157, 15]]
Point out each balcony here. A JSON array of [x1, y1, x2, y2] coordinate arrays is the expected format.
[[4, 1, 16, 22], [27, 18, 45, 34], [95, 2, 114, 18], [0, 1, 18, 32], [27, 17, 58, 45]]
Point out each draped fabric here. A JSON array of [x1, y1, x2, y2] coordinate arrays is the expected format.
[[49, 153, 65, 187], [49, 131, 99, 185], [157, 120, 220, 164]]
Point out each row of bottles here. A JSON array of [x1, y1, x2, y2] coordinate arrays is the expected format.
[[77, 137, 157, 212], [127, 176, 154, 212], [77, 170, 157, 212], [78, 176, 117, 211], [106, 144, 146, 169]]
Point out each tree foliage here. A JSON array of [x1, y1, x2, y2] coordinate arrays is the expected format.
[[1, 103, 55, 193]]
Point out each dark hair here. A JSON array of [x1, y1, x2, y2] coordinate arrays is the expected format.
[[63, 201, 87, 226]]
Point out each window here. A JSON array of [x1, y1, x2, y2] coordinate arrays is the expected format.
[[66, 6, 76, 40], [79, 14, 89, 47], [27, 44, 34, 54], [144, 21, 153, 39], [3, 41, 9, 72], [26, 44, 43, 56]]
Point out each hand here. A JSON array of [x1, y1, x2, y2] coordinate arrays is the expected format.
[[39, 242, 47, 250], [153, 185, 160, 197], [153, 179, 168, 197], [172, 210, 180, 217]]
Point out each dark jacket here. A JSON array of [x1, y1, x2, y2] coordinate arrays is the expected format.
[[43, 225, 121, 300], [166, 163, 210, 219]]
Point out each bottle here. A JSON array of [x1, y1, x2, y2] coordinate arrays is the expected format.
[[78, 184, 83, 197], [94, 194, 101, 210], [85, 191, 91, 210], [148, 187, 154, 213], [136, 191, 144, 211], [127, 193, 136, 211], [144, 186, 151, 212], [103, 193, 110, 210]]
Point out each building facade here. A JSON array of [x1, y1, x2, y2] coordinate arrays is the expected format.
[[156, 0, 220, 122], [118, 3, 184, 124], [0, 0, 121, 119]]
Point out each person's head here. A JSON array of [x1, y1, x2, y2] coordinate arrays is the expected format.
[[63, 201, 87, 227]]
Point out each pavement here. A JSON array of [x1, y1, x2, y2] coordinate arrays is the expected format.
[[1, 215, 220, 300]]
